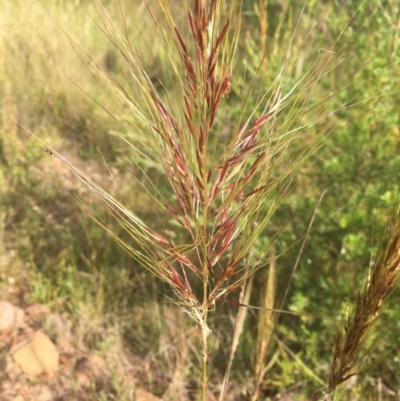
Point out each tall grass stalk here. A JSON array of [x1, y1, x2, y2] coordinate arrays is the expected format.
[[40, 0, 397, 398], [252, 245, 276, 401], [325, 206, 400, 398]]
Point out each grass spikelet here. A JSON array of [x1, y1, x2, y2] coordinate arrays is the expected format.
[[327, 206, 400, 395]]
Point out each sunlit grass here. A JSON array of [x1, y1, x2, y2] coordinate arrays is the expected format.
[[1, 1, 400, 400]]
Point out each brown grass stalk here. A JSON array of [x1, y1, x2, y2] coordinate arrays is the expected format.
[[327, 206, 400, 395], [252, 244, 276, 401]]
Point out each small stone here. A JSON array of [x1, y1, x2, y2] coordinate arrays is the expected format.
[[5, 355, 23, 380], [2, 379, 13, 390], [75, 354, 110, 390], [136, 388, 163, 401], [32, 385, 56, 401], [57, 335, 75, 355], [0, 301, 19, 332], [12, 331, 59, 377]]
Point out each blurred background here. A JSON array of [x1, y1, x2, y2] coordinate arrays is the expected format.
[[0, 0, 400, 400]]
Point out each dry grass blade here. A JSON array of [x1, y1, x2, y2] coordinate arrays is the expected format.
[[252, 244, 277, 401], [218, 257, 254, 401]]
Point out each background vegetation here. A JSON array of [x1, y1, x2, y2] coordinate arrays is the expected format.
[[0, 0, 400, 400]]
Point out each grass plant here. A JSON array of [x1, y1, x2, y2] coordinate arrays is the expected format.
[[47, 0, 339, 397], [2, 0, 400, 399], [44, 0, 400, 398], [325, 206, 400, 399]]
